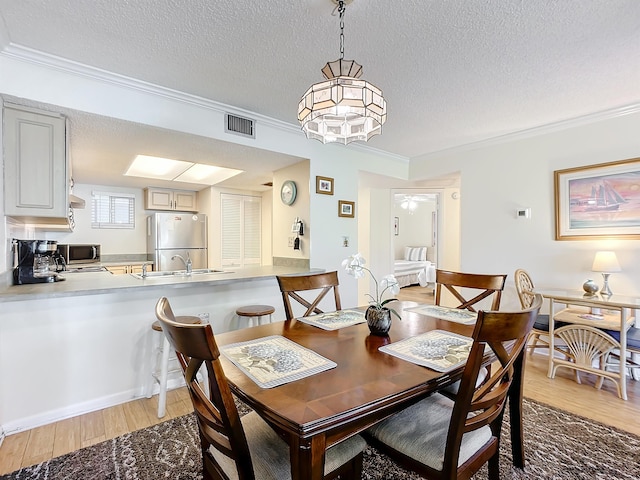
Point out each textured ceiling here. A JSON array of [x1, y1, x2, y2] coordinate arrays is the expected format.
[[1, 0, 639, 189]]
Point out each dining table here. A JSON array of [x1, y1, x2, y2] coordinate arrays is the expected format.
[[214, 301, 527, 480]]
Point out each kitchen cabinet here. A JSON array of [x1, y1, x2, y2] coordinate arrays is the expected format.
[[105, 263, 149, 275], [144, 187, 197, 212], [3, 105, 70, 221]]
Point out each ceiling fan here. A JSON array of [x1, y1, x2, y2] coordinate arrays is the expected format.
[[395, 194, 434, 214]]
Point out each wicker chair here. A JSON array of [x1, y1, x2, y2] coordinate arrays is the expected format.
[[366, 295, 542, 480], [154, 297, 366, 480], [514, 269, 570, 356], [551, 324, 623, 397]]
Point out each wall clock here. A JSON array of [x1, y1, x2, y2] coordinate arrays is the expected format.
[[280, 180, 297, 205]]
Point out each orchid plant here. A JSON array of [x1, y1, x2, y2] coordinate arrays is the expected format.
[[342, 253, 401, 319]]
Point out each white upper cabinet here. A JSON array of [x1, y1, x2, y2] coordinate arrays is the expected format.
[[3, 105, 70, 221], [144, 187, 197, 212]]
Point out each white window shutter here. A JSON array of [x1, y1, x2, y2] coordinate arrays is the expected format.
[[221, 193, 261, 267]]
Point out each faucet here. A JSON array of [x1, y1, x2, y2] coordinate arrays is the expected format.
[[141, 262, 151, 278], [171, 253, 192, 274]]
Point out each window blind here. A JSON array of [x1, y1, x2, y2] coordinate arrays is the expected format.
[[91, 191, 135, 229]]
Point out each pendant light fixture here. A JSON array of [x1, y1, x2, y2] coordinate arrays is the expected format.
[[298, 0, 387, 145]]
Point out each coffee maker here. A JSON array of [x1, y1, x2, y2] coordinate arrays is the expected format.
[[12, 239, 66, 284]]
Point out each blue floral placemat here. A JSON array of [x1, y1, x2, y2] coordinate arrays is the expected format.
[[405, 304, 478, 325], [379, 330, 473, 372], [296, 309, 366, 330], [220, 335, 337, 388]]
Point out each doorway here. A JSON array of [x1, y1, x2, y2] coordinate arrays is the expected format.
[[392, 191, 440, 287]]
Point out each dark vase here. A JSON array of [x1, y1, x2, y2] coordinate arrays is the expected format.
[[365, 306, 392, 336]]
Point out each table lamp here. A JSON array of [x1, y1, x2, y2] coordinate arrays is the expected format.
[[591, 251, 621, 296]]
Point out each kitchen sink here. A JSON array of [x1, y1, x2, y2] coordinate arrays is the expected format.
[[130, 269, 229, 279]]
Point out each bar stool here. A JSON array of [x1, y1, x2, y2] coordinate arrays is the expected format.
[[236, 304, 275, 327], [148, 315, 202, 418]]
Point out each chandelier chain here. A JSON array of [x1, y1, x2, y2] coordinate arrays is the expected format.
[[338, 0, 345, 60]]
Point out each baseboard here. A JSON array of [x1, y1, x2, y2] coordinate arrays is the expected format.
[[1, 376, 185, 436]]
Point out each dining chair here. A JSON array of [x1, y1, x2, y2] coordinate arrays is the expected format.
[[551, 324, 623, 397], [155, 296, 366, 480], [435, 269, 507, 311], [365, 294, 542, 480], [514, 268, 568, 356], [276, 271, 342, 320]]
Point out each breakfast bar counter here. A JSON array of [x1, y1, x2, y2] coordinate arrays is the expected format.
[[0, 265, 318, 302], [0, 265, 326, 435]]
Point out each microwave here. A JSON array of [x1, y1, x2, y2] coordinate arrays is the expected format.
[[57, 244, 101, 264]]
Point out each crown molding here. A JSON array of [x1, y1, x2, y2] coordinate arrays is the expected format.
[[416, 103, 640, 160], [4, 43, 634, 165], [1, 43, 410, 163], [1, 43, 298, 130]]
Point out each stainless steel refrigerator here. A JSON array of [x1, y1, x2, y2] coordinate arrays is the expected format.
[[147, 212, 208, 271]]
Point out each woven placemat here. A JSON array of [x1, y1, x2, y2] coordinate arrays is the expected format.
[[379, 329, 473, 372], [405, 304, 478, 324], [297, 309, 366, 330], [220, 335, 336, 388]]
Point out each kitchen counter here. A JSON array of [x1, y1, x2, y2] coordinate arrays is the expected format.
[[0, 265, 320, 302], [0, 264, 330, 434]]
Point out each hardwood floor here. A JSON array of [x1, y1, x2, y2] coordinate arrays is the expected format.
[[1, 284, 638, 475]]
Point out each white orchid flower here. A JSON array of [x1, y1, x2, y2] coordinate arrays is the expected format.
[[380, 274, 400, 296], [342, 253, 402, 320], [341, 253, 366, 279]]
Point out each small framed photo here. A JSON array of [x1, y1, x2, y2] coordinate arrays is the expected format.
[[316, 176, 334, 195], [338, 200, 355, 218]]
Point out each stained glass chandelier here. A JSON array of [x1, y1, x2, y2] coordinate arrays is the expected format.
[[297, 0, 387, 145]]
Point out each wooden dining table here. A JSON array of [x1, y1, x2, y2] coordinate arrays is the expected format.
[[214, 301, 527, 480]]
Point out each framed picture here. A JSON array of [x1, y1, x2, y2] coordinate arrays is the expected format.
[[394, 217, 399, 235], [316, 176, 334, 195], [338, 200, 355, 218], [555, 157, 640, 240]]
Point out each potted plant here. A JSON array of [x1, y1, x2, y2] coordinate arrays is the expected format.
[[342, 253, 400, 335]]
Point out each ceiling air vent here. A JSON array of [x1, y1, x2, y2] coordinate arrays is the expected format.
[[225, 113, 255, 138]]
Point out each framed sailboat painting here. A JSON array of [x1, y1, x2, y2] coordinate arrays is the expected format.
[[555, 157, 640, 240]]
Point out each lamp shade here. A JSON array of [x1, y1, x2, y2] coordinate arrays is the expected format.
[[592, 251, 621, 273]]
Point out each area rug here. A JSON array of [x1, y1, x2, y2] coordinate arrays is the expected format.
[[2, 398, 639, 480]]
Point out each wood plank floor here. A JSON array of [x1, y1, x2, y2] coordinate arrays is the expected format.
[[1, 285, 638, 475]]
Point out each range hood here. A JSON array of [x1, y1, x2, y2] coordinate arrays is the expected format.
[[70, 194, 86, 209], [8, 214, 75, 232]]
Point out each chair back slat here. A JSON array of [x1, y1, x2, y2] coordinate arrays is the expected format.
[[155, 297, 255, 480], [435, 269, 507, 312], [277, 271, 342, 320], [442, 294, 542, 472], [514, 268, 537, 309]]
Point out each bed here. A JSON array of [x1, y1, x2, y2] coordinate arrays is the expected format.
[[394, 246, 436, 288]]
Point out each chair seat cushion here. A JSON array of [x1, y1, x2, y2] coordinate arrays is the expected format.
[[366, 393, 492, 471], [603, 326, 640, 350], [210, 411, 366, 480], [533, 313, 550, 332], [533, 314, 569, 333]]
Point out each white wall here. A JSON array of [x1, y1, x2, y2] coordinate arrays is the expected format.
[[411, 111, 640, 309], [272, 160, 310, 260]]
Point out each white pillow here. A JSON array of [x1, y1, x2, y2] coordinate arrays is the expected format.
[[404, 246, 427, 261]]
